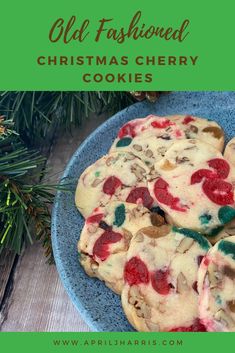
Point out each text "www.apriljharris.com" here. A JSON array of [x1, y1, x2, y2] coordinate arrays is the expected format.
[[52, 339, 183, 347]]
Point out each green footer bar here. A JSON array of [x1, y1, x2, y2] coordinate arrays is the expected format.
[[0, 332, 231, 353]]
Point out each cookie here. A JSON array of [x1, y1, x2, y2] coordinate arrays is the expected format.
[[224, 137, 235, 167], [198, 236, 235, 331], [148, 139, 235, 234], [121, 225, 211, 331], [112, 115, 224, 164], [75, 152, 154, 218], [78, 202, 163, 293], [224, 137, 235, 196]]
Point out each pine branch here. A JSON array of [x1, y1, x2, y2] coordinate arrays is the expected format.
[[0, 117, 67, 261], [0, 178, 63, 262], [0, 92, 134, 147]]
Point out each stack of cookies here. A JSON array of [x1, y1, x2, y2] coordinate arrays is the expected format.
[[75, 114, 235, 332]]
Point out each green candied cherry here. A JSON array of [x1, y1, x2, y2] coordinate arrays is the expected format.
[[218, 206, 235, 225], [172, 226, 210, 251], [218, 239, 235, 260], [113, 203, 126, 227], [116, 137, 132, 147]]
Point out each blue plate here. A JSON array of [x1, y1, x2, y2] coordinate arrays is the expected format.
[[52, 91, 235, 332]]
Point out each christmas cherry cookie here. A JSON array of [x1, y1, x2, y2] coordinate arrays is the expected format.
[[224, 137, 235, 167], [148, 139, 235, 234], [78, 201, 162, 293], [224, 137, 235, 192], [198, 236, 235, 331], [75, 152, 153, 218], [121, 225, 211, 331], [111, 115, 224, 164]]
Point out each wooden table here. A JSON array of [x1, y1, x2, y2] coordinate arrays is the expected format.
[[0, 113, 108, 332]]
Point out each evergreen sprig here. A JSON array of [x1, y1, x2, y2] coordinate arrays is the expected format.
[[0, 178, 58, 262], [0, 117, 63, 262], [0, 92, 134, 146]]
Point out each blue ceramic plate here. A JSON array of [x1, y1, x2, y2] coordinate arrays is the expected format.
[[52, 91, 235, 332]]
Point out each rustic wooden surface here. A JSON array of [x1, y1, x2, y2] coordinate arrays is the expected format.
[[0, 113, 108, 332], [0, 250, 16, 307]]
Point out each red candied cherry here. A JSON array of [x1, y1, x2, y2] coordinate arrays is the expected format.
[[103, 176, 122, 195], [191, 159, 230, 185], [126, 187, 154, 209], [124, 257, 150, 285], [170, 319, 207, 332], [151, 118, 174, 129], [207, 158, 230, 179], [191, 169, 216, 185], [86, 213, 104, 224], [182, 116, 195, 125], [118, 123, 136, 138], [202, 179, 234, 206], [93, 230, 122, 261], [154, 178, 187, 212], [154, 177, 168, 190], [151, 269, 172, 295]]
